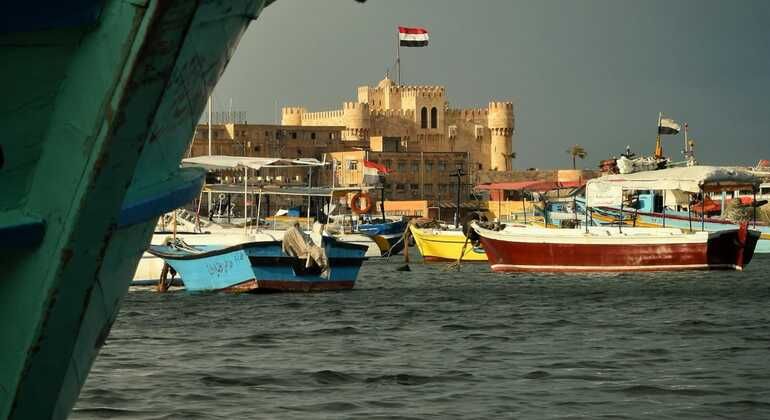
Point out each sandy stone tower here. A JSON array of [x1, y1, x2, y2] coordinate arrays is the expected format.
[[342, 101, 370, 140], [281, 107, 305, 126], [487, 101, 514, 171]]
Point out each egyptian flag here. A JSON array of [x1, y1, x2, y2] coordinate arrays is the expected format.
[[399, 26, 429, 47], [658, 117, 681, 135], [363, 160, 391, 185]]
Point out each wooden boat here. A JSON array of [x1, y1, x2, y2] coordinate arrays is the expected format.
[[410, 225, 487, 262], [356, 217, 408, 256], [148, 236, 368, 293], [473, 166, 763, 272], [473, 223, 758, 272]]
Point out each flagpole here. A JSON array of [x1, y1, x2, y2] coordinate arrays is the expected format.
[[395, 27, 401, 85]]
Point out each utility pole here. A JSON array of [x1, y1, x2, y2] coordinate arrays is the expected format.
[[450, 168, 466, 228]]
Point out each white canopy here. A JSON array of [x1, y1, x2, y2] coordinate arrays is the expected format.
[[181, 155, 327, 171], [586, 166, 759, 207]]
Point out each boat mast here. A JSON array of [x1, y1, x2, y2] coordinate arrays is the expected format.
[[207, 95, 213, 214], [654, 112, 663, 159], [208, 95, 212, 156]]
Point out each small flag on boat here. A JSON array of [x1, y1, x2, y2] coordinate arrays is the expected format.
[[658, 117, 681, 135], [363, 160, 391, 185], [398, 26, 429, 47]]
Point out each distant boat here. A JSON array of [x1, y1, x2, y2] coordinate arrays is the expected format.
[[472, 166, 763, 272], [148, 235, 368, 293], [355, 217, 408, 256]]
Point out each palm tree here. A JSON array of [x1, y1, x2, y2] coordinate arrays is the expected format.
[[501, 152, 517, 171], [566, 145, 587, 169]]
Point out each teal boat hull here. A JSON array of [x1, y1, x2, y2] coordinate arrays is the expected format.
[[0, 1, 271, 418]]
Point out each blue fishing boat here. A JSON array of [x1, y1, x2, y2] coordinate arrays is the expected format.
[[356, 217, 408, 256], [148, 235, 368, 293]]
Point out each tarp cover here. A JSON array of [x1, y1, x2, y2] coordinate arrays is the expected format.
[[586, 166, 759, 207], [282, 225, 329, 277], [182, 155, 325, 171]]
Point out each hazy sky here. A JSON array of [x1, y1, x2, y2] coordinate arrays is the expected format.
[[213, 0, 770, 169]]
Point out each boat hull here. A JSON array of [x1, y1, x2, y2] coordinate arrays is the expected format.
[[149, 240, 367, 293], [476, 226, 759, 272], [410, 226, 487, 262]]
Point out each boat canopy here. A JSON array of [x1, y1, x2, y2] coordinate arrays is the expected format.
[[182, 155, 327, 171], [475, 180, 584, 192], [586, 166, 760, 207], [201, 184, 373, 197]]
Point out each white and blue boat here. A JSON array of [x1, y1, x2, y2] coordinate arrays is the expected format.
[[355, 217, 408, 256], [148, 235, 368, 293]]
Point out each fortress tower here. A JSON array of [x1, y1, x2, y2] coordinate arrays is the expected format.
[[342, 101, 370, 140], [487, 101, 514, 171], [281, 107, 305, 126]]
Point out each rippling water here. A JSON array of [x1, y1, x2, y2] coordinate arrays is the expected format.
[[74, 255, 770, 419]]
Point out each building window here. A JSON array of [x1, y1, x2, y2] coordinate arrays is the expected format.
[[425, 160, 433, 172], [455, 160, 464, 169], [291, 132, 297, 139], [311, 132, 316, 140], [396, 183, 405, 191], [410, 183, 419, 191], [385, 159, 393, 169], [478, 163, 483, 170], [424, 184, 433, 193], [329, 133, 333, 139], [438, 160, 447, 171], [411, 160, 420, 172], [431, 107, 438, 129], [254, 145, 261, 152], [347, 160, 358, 170], [420, 107, 428, 129], [397, 160, 407, 172]]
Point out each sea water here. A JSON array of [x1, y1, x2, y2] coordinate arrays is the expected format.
[[73, 255, 770, 419]]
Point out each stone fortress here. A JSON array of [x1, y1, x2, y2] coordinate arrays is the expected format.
[[281, 77, 515, 173]]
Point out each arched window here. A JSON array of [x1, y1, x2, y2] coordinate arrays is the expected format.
[[430, 107, 438, 129], [420, 107, 428, 129]]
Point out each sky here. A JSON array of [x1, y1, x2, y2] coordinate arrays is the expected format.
[[212, 0, 770, 170]]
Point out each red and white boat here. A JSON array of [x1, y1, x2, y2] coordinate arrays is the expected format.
[[472, 223, 758, 272], [472, 166, 762, 272]]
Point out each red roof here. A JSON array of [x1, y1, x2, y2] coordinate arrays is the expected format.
[[475, 180, 585, 192]]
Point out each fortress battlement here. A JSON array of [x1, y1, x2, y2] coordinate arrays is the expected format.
[[398, 85, 445, 98], [370, 109, 415, 118], [302, 109, 344, 121], [445, 108, 490, 119], [342, 101, 369, 111]]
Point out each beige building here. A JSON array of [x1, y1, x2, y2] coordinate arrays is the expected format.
[[189, 123, 350, 186], [281, 76, 515, 173], [328, 148, 469, 201]]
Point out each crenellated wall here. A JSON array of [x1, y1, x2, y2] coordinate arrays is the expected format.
[[281, 107, 305, 125]]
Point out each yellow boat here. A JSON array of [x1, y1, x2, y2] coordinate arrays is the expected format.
[[410, 225, 488, 262]]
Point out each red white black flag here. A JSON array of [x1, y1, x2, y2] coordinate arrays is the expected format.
[[363, 160, 391, 185], [398, 26, 429, 47]]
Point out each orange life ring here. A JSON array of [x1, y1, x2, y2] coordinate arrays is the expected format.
[[350, 192, 374, 214]]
